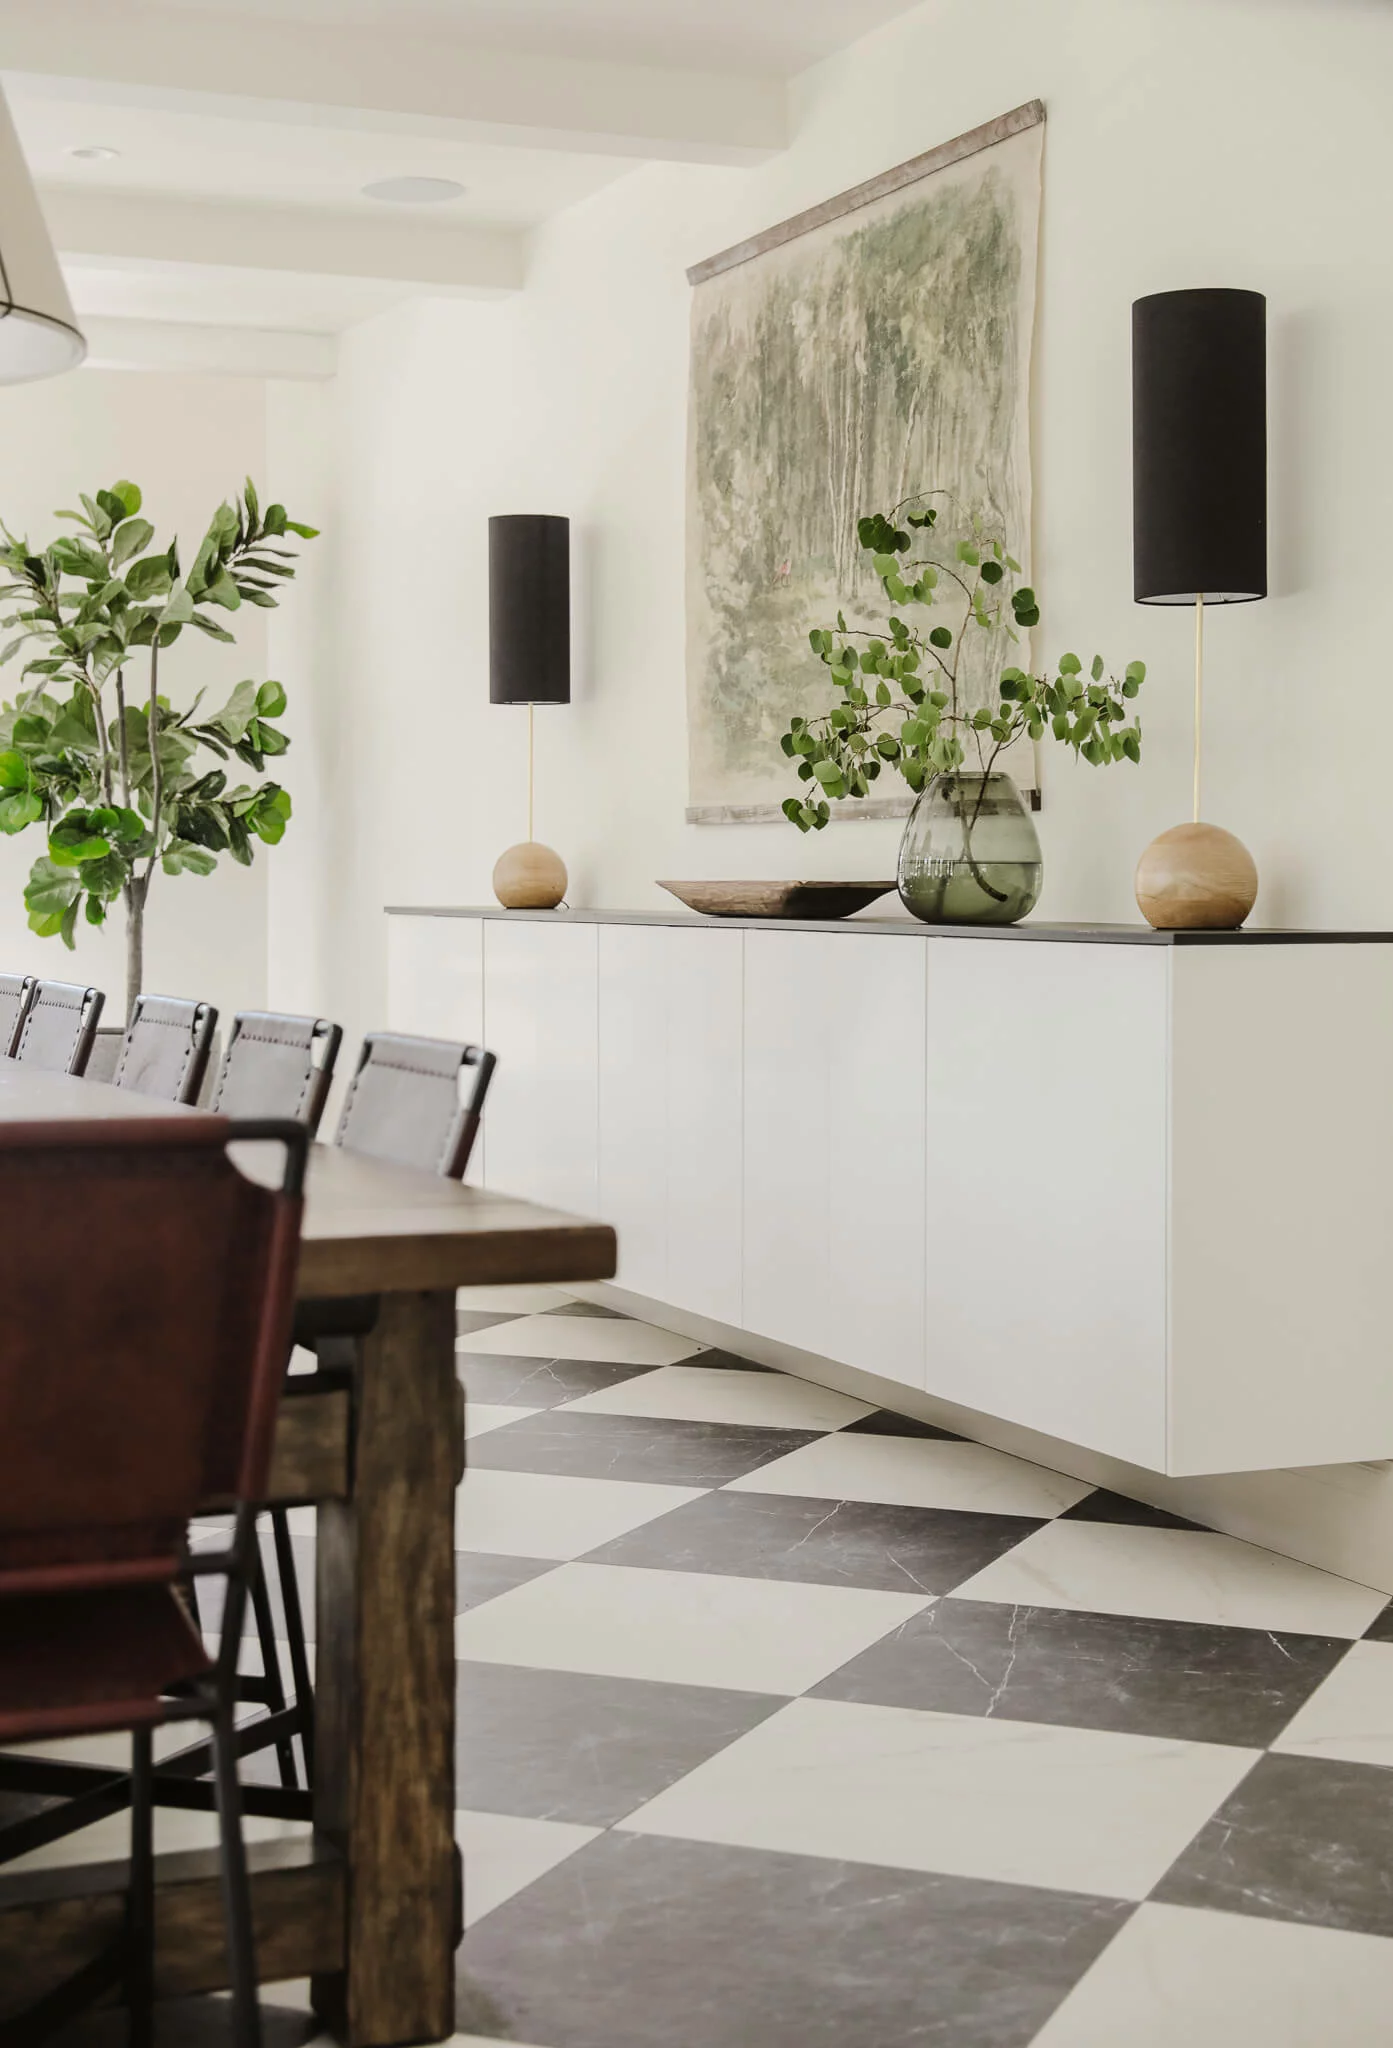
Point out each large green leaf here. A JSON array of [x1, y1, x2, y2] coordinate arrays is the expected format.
[[110, 517, 154, 569], [25, 854, 81, 920], [124, 555, 173, 601], [162, 839, 218, 877], [0, 790, 41, 832]]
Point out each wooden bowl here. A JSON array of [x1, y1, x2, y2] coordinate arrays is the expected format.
[[657, 880, 896, 920]]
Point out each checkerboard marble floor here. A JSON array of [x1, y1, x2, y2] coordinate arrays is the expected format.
[[27, 1288, 1393, 2046]]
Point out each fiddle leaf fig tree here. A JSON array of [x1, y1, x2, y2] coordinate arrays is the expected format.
[[0, 479, 317, 1019], [781, 492, 1147, 830]]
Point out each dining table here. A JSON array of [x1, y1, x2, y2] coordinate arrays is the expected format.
[[0, 1060, 617, 2046]]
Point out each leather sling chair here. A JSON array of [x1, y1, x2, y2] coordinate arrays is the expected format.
[[112, 993, 219, 1107], [0, 1114, 306, 2048], [12, 979, 104, 1075]]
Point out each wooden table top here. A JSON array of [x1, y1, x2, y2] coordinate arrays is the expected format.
[[0, 1060, 617, 1298]]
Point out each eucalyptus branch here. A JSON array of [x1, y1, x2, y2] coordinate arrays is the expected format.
[[780, 495, 1146, 835]]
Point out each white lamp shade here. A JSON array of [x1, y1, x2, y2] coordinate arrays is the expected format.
[[0, 87, 84, 383]]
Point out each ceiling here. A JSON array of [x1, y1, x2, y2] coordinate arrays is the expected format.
[[0, 0, 926, 365], [155, 0, 926, 77], [14, 95, 632, 227]]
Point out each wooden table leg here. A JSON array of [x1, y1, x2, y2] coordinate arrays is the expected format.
[[311, 1288, 461, 2046]]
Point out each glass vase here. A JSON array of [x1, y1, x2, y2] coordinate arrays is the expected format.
[[897, 770, 1043, 926]]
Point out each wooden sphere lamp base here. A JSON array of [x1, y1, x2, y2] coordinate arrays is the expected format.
[[493, 841, 568, 910], [1135, 821, 1257, 931]]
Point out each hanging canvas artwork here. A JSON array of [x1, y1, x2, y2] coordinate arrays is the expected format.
[[685, 101, 1044, 822]]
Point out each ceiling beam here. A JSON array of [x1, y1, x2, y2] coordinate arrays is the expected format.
[[43, 190, 525, 296], [0, 1, 787, 165], [79, 316, 336, 381]]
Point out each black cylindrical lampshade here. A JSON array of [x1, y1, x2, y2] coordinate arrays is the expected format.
[[1133, 288, 1266, 606], [489, 514, 571, 705]]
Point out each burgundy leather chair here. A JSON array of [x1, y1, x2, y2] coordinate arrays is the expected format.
[[0, 970, 35, 1055], [12, 979, 105, 1075], [0, 1115, 307, 2048], [113, 993, 219, 1105]]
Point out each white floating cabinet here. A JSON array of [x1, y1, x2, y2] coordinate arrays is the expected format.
[[388, 908, 1393, 1477]]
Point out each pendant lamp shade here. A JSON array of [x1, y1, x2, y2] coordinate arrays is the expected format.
[[1132, 288, 1265, 605], [489, 514, 571, 705], [0, 87, 84, 383]]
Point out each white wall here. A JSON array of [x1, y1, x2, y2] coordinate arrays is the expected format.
[[274, 0, 1393, 1058], [0, 366, 275, 1027]]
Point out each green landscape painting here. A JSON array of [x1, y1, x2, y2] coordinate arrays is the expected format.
[[685, 117, 1043, 819]]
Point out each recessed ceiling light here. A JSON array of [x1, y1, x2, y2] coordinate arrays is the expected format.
[[69, 145, 121, 162], [361, 176, 465, 205]]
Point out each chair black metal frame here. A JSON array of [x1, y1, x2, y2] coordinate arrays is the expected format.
[[0, 971, 35, 1057]]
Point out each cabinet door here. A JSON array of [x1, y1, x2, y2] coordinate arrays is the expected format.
[[664, 927, 743, 1325], [597, 925, 668, 1300], [597, 925, 743, 1322], [923, 938, 1168, 1468], [743, 931, 927, 1387], [482, 919, 599, 1217]]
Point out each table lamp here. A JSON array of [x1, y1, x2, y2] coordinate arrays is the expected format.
[[489, 513, 570, 910], [1132, 287, 1266, 929]]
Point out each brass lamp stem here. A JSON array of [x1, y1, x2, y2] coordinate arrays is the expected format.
[[1193, 591, 1204, 825], [527, 701, 535, 843]]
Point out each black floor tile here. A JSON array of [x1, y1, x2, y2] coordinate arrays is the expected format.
[[1363, 1599, 1393, 1643], [1060, 1488, 1206, 1532], [459, 1353, 654, 1408], [811, 1599, 1349, 1746], [455, 1661, 783, 1825], [685, 1348, 776, 1374], [584, 1490, 1041, 1596], [457, 1309, 524, 1336], [545, 1301, 630, 1319], [1155, 1751, 1393, 1936], [466, 1409, 820, 1487], [841, 1410, 963, 1440], [457, 1832, 1131, 2048], [455, 1551, 559, 1613]]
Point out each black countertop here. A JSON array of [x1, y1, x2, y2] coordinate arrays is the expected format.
[[385, 906, 1393, 946]]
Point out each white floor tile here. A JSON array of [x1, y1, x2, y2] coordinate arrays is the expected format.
[[620, 1696, 1255, 1902], [562, 1363, 874, 1432], [4, 1800, 309, 1875], [953, 1519, 1386, 1638], [1031, 1900, 1393, 2046], [457, 1285, 575, 1313], [465, 1401, 535, 1439], [724, 1432, 1091, 1519], [453, 1561, 930, 1695], [458, 1313, 704, 1367], [455, 1467, 701, 1559], [1271, 1640, 1393, 1767], [455, 1807, 599, 1926]]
